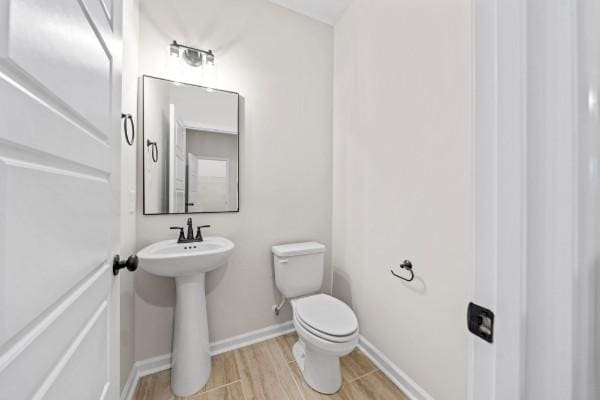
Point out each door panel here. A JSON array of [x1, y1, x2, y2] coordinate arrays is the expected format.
[[42, 306, 108, 400], [7, 0, 113, 136], [81, 0, 114, 28], [0, 269, 110, 399], [1, 159, 110, 343], [98, 0, 113, 23], [0, 0, 122, 399], [0, 76, 110, 172]]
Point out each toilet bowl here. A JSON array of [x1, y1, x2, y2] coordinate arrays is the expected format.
[[290, 294, 359, 394], [272, 242, 359, 394]]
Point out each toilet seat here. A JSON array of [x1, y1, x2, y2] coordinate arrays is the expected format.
[[294, 294, 358, 343]]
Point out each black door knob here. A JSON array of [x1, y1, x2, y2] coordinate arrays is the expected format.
[[113, 255, 138, 276]]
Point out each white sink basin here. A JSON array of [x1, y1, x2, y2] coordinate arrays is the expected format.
[[138, 237, 234, 277], [137, 236, 234, 397]]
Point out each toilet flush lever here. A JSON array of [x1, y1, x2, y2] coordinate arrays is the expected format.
[[279, 259, 289, 264]]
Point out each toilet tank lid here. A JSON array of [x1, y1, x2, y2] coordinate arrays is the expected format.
[[272, 242, 326, 257]]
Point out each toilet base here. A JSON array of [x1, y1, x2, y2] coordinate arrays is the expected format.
[[293, 340, 306, 370], [293, 339, 342, 395]]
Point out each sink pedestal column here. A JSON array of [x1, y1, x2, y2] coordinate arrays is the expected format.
[[171, 273, 211, 396]]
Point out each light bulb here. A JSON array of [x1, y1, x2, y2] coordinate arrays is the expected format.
[[203, 58, 218, 88], [169, 41, 180, 57], [183, 49, 203, 67]]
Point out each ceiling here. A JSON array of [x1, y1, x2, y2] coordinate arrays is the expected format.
[[268, 0, 352, 26]]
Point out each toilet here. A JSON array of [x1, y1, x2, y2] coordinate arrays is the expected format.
[[272, 242, 359, 394]]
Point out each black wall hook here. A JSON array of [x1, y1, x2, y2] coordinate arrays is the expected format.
[[391, 260, 415, 282], [121, 113, 135, 146], [146, 139, 158, 163]]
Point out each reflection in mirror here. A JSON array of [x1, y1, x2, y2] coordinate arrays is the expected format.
[[142, 76, 239, 214]]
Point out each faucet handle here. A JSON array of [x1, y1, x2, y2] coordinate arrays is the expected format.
[[170, 226, 185, 242], [195, 225, 211, 242]]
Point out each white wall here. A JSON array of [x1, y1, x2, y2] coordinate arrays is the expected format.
[[134, 0, 333, 361], [332, 1, 472, 399], [120, 0, 139, 391]]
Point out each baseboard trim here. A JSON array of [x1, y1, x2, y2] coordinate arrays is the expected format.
[[121, 353, 172, 400], [210, 321, 294, 355], [358, 335, 434, 400], [121, 321, 294, 400], [120, 365, 137, 400]]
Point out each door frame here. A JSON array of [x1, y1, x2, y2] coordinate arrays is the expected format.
[[470, 1, 579, 399], [469, 0, 527, 398]]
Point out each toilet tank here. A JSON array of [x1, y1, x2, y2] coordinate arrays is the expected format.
[[272, 242, 326, 299]]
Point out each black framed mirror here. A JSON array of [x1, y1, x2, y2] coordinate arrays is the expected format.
[[141, 75, 240, 215]]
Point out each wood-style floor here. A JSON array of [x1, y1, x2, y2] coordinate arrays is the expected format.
[[134, 332, 409, 400]]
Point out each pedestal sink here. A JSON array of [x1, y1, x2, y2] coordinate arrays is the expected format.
[[137, 237, 234, 396]]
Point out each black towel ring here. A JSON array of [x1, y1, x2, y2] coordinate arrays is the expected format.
[[391, 260, 415, 282], [146, 139, 158, 163], [121, 113, 135, 146]]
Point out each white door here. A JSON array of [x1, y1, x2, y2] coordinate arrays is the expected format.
[[0, 1, 122, 399], [169, 104, 186, 213]]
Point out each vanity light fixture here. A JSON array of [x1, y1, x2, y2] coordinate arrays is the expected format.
[[169, 40, 215, 68]]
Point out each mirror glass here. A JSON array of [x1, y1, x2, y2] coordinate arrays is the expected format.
[[142, 76, 239, 214]]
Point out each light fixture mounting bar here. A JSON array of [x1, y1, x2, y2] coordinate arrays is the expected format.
[[170, 40, 215, 68], [170, 40, 214, 57]]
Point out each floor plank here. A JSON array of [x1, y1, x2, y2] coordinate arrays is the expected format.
[[200, 351, 240, 393], [234, 340, 300, 400], [133, 357, 241, 400], [288, 363, 351, 400], [274, 332, 298, 363], [134, 370, 174, 400], [185, 382, 245, 400], [344, 371, 409, 400], [263, 338, 303, 400], [340, 349, 377, 383]]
